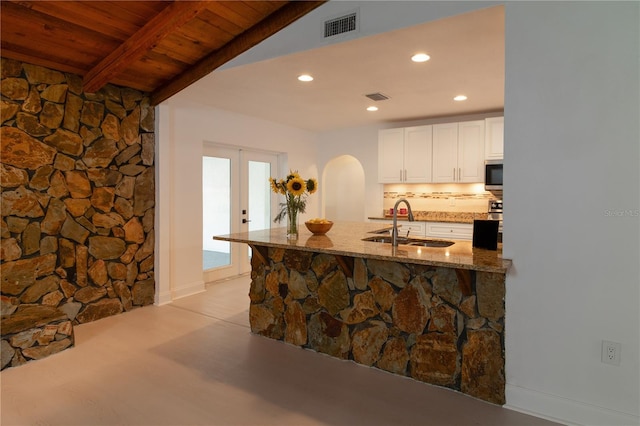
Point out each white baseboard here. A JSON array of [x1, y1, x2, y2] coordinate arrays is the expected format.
[[171, 280, 206, 300], [506, 384, 640, 426], [155, 290, 174, 306], [154, 280, 206, 306]]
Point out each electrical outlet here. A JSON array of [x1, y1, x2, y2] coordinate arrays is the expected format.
[[601, 340, 621, 366]]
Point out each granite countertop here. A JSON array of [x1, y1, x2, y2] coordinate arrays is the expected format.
[[214, 221, 511, 273], [368, 211, 491, 224]]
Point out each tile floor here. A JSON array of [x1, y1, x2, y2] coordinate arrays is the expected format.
[[1, 275, 561, 426]]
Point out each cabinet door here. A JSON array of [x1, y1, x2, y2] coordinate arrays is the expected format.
[[404, 125, 432, 183], [458, 120, 485, 183], [432, 123, 458, 182], [376, 220, 426, 237], [399, 221, 426, 237], [425, 222, 473, 240], [378, 128, 405, 183], [485, 117, 504, 160]]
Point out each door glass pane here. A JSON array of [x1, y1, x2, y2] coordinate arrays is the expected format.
[[248, 160, 271, 232], [203, 156, 231, 270]]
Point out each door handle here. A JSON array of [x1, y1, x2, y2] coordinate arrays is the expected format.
[[242, 219, 251, 224]]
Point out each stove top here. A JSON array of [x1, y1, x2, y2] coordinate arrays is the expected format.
[[488, 200, 503, 236], [488, 199, 503, 213]]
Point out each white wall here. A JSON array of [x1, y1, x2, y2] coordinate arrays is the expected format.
[[156, 99, 319, 302], [503, 2, 639, 425], [158, 2, 640, 424], [317, 125, 382, 220], [323, 155, 366, 221]]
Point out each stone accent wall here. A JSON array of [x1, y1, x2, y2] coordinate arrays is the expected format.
[[249, 247, 506, 405], [1, 58, 155, 369], [1, 305, 74, 368]]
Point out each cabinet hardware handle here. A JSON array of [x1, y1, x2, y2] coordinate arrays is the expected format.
[[458, 168, 461, 181], [400, 169, 403, 181], [404, 169, 407, 181], [453, 168, 456, 181]]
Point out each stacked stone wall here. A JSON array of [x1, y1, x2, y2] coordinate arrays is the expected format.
[[1, 58, 155, 369], [249, 248, 506, 405]]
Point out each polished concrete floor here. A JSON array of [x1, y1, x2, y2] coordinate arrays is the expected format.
[[1, 275, 561, 426]]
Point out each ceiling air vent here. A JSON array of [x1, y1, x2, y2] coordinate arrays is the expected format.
[[324, 12, 358, 38], [365, 92, 390, 102]]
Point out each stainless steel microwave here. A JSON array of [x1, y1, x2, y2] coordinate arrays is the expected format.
[[485, 160, 503, 190]]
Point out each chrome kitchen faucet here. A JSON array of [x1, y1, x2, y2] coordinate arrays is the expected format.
[[392, 198, 414, 246]]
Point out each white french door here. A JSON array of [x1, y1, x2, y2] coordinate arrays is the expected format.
[[202, 145, 278, 283]]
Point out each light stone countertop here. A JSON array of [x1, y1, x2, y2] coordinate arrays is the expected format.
[[369, 211, 491, 224], [214, 221, 511, 273]]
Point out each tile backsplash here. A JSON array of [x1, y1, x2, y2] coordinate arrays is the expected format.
[[383, 183, 501, 213]]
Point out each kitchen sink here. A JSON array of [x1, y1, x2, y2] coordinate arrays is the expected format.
[[362, 236, 454, 247], [406, 239, 454, 248], [362, 236, 395, 243], [368, 227, 394, 235]]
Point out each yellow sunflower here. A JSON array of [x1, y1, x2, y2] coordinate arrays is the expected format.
[[277, 179, 287, 195], [286, 171, 300, 181], [269, 177, 279, 194], [306, 178, 318, 194], [286, 177, 306, 196]]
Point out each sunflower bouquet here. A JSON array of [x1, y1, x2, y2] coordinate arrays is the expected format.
[[269, 171, 318, 238]]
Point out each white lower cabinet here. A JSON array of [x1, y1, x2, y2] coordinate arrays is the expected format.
[[397, 221, 426, 237], [376, 220, 426, 236], [372, 221, 473, 240], [425, 222, 473, 240]]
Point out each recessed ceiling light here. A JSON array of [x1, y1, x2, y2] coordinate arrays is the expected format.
[[367, 106, 378, 112], [297, 74, 313, 82], [454, 95, 468, 101], [411, 53, 430, 63]]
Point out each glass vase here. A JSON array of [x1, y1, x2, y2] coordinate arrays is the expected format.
[[287, 206, 299, 240]]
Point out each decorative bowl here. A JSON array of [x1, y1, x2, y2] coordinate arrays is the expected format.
[[304, 220, 333, 235]]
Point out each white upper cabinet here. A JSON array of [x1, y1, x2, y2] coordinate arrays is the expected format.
[[457, 120, 486, 182], [378, 128, 405, 182], [403, 126, 433, 183], [484, 116, 504, 160], [378, 126, 432, 183], [432, 120, 485, 183], [431, 123, 458, 182]]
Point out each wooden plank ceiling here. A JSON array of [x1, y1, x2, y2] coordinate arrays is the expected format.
[[1, 0, 325, 105]]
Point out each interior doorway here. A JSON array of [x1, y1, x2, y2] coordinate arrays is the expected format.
[[322, 155, 365, 221], [202, 144, 278, 283]]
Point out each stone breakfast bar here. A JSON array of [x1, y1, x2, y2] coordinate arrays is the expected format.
[[214, 222, 511, 405]]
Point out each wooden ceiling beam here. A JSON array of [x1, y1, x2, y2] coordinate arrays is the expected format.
[[82, 0, 211, 93], [150, 1, 326, 106]]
